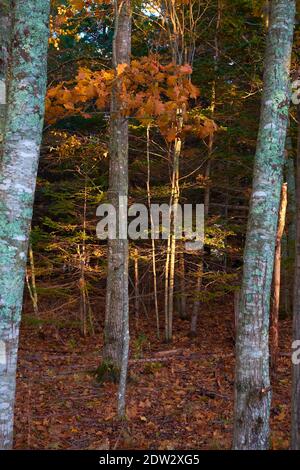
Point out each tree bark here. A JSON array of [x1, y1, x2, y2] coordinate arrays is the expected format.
[[25, 243, 39, 317], [263, 0, 271, 28], [233, 0, 295, 450], [291, 105, 300, 449], [178, 247, 187, 319], [166, 129, 181, 342], [133, 247, 139, 323], [0, 0, 50, 449], [103, 0, 131, 377], [203, 0, 221, 218]]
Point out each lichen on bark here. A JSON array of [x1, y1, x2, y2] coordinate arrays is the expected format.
[[233, 0, 296, 450], [0, 0, 50, 450]]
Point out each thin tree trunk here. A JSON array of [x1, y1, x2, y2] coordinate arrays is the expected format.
[[0, 0, 50, 449], [178, 247, 187, 319], [204, 136, 213, 218], [263, 0, 270, 28], [26, 243, 38, 317], [164, 145, 174, 342], [203, 0, 221, 218], [78, 175, 94, 337], [164, 216, 171, 341], [146, 124, 160, 338], [167, 132, 181, 342], [291, 105, 300, 449], [102, 0, 131, 393], [133, 248, 139, 323], [281, 233, 289, 317], [233, 0, 295, 450], [270, 183, 287, 371], [114, 0, 132, 418]]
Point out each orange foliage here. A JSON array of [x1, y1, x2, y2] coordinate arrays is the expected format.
[[46, 55, 217, 142]]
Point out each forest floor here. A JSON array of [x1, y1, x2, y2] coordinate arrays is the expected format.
[[14, 296, 292, 450]]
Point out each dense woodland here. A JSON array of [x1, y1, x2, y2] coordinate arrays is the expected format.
[[1, 0, 300, 451]]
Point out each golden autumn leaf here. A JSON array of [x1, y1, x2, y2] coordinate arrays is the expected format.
[[117, 63, 128, 76], [72, 0, 85, 10], [102, 70, 114, 81]]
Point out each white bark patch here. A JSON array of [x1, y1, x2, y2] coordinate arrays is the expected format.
[[15, 139, 38, 161], [264, 123, 275, 130], [0, 80, 6, 105], [253, 191, 267, 198], [0, 179, 12, 191], [15, 183, 32, 194], [0, 340, 6, 365], [13, 235, 26, 241], [0, 402, 10, 410]]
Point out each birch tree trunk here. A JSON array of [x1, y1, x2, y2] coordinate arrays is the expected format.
[[291, 105, 300, 450], [166, 132, 181, 342], [233, 0, 295, 450], [102, 0, 131, 377], [0, 0, 50, 449], [0, 0, 11, 141]]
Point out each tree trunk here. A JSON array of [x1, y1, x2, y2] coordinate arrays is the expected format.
[[203, 0, 221, 218], [190, 260, 203, 336], [281, 233, 290, 317], [270, 183, 287, 371], [0, 0, 11, 140], [25, 243, 39, 317], [166, 131, 181, 342], [102, 0, 131, 378], [133, 248, 139, 323], [263, 0, 270, 28], [0, 0, 50, 449], [233, 0, 295, 450], [291, 105, 300, 449], [178, 247, 187, 319], [146, 124, 160, 338]]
